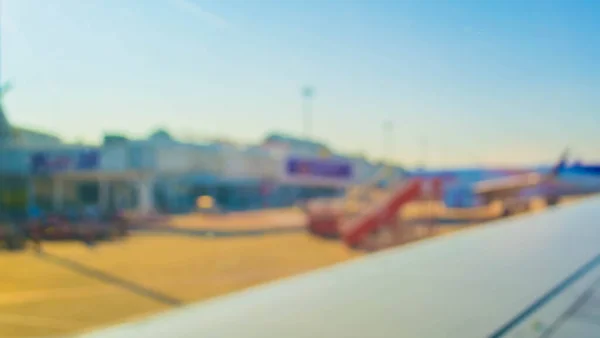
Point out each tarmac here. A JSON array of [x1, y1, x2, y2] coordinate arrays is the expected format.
[[0, 233, 358, 338], [0, 196, 588, 337]]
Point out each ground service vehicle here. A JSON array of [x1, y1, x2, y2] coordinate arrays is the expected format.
[[0, 215, 26, 251]]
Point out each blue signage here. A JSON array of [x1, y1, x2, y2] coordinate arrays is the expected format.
[[31, 152, 70, 174], [30, 150, 100, 174], [77, 150, 100, 170], [30, 152, 47, 173], [286, 157, 352, 180]]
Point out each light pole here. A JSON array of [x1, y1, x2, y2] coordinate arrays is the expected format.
[[420, 137, 429, 171], [381, 120, 394, 183], [383, 120, 394, 163], [301, 86, 314, 139]]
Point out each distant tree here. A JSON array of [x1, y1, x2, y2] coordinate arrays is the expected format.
[[149, 128, 173, 142]]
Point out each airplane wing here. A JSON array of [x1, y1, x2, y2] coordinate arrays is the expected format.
[[77, 196, 600, 338]]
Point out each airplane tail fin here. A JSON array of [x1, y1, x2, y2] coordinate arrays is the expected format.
[[548, 149, 569, 177]]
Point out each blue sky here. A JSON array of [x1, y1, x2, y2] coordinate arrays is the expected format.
[[2, 0, 599, 167]]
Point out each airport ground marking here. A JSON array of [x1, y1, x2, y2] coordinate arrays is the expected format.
[[36, 252, 183, 307]]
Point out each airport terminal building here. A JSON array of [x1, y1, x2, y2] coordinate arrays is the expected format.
[[0, 114, 405, 217]]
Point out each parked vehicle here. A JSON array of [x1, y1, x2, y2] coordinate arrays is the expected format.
[[24, 210, 129, 241], [0, 215, 26, 251]]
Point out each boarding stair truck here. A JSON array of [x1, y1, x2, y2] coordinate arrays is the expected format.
[[305, 167, 421, 244], [303, 167, 394, 238], [340, 178, 423, 249]]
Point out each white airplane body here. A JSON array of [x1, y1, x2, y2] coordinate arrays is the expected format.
[[77, 196, 600, 338], [547, 169, 600, 195], [473, 169, 600, 205], [440, 151, 600, 214]]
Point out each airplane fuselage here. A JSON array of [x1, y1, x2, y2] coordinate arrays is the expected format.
[[441, 165, 600, 209]]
